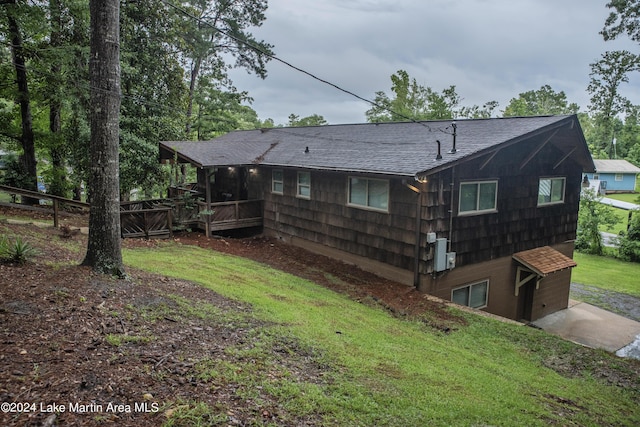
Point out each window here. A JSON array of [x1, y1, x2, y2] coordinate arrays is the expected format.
[[615, 173, 623, 182], [452, 280, 488, 309], [459, 181, 497, 214], [348, 177, 389, 211], [538, 177, 565, 206], [272, 169, 283, 194], [297, 171, 311, 199]]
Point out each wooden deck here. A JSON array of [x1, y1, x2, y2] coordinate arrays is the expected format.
[[198, 200, 263, 233], [0, 185, 263, 238]]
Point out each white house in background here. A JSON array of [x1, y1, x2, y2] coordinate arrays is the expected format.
[[585, 159, 640, 193]]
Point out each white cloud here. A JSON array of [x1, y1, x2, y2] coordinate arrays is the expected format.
[[229, 0, 640, 125]]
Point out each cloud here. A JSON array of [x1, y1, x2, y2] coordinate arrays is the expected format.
[[229, 0, 640, 125]]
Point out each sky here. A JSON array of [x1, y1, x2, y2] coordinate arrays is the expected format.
[[227, 0, 640, 125]]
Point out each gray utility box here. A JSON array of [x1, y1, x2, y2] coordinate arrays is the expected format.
[[434, 238, 456, 272]]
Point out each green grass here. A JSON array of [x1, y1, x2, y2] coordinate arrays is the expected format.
[[602, 206, 632, 235], [124, 242, 640, 426], [595, 193, 638, 234], [573, 252, 640, 298], [0, 192, 12, 203]]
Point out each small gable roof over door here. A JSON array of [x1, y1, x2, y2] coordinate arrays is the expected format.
[[512, 246, 577, 277]]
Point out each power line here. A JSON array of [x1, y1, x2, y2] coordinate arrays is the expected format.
[[159, 0, 452, 135]]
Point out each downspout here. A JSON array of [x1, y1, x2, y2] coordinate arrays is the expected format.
[[414, 190, 423, 287], [205, 168, 213, 237], [448, 166, 455, 252], [404, 179, 423, 288]]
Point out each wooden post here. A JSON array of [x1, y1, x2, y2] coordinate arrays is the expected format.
[[205, 168, 212, 237], [53, 199, 60, 228]]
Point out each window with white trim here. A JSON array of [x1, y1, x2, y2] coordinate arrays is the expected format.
[[459, 181, 497, 214], [615, 174, 623, 182], [348, 177, 389, 211], [297, 171, 311, 199], [452, 280, 488, 309], [272, 169, 283, 194], [538, 177, 565, 206]]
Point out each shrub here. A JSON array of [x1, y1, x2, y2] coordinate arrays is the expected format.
[[618, 211, 640, 263], [0, 236, 37, 264], [0, 234, 9, 259]]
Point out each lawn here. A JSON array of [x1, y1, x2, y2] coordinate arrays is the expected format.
[[124, 243, 640, 426], [572, 252, 640, 298]]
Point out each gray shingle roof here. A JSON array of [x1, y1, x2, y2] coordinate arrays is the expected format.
[[160, 115, 594, 177], [593, 159, 640, 174]]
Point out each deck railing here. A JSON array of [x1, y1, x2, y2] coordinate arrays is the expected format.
[[0, 184, 263, 237], [197, 199, 263, 232], [120, 200, 173, 239]]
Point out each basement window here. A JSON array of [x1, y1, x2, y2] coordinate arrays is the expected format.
[[272, 169, 283, 194], [538, 177, 565, 206], [452, 280, 488, 309], [348, 177, 389, 212], [459, 181, 497, 214]]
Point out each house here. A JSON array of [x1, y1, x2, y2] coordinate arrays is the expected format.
[[585, 159, 640, 193], [159, 114, 594, 322]]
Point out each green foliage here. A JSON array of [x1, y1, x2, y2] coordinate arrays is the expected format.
[[0, 235, 37, 264], [502, 85, 580, 117], [119, 130, 170, 200], [618, 210, 640, 262], [576, 189, 620, 255], [191, 84, 262, 139], [287, 113, 328, 127], [0, 152, 34, 190], [366, 70, 497, 122], [602, 0, 640, 42], [587, 50, 640, 157], [180, 0, 274, 136]]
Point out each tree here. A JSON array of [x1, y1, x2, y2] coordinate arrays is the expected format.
[[587, 50, 640, 158], [575, 189, 620, 255], [287, 113, 328, 127], [602, 0, 640, 42], [180, 0, 273, 137], [81, 0, 124, 276], [1, 0, 38, 203], [366, 70, 497, 122], [502, 85, 579, 117], [618, 210, 640, 262], [191, 79, 261, 139]]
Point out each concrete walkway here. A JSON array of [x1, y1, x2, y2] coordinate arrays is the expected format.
[[532, 300, 640, 357], [600, 197, 639, 210]]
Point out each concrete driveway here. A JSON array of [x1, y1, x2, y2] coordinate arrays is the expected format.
[[532, 300, 640, 358]]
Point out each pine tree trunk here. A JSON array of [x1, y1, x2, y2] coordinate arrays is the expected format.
[[6, 2, 38, 205], [49, 0, 66, 197], [81, 0, 125, 277]]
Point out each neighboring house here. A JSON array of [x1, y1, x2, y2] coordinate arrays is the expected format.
[[585, 159, 640, 193], [159, 115, 594, 322]]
